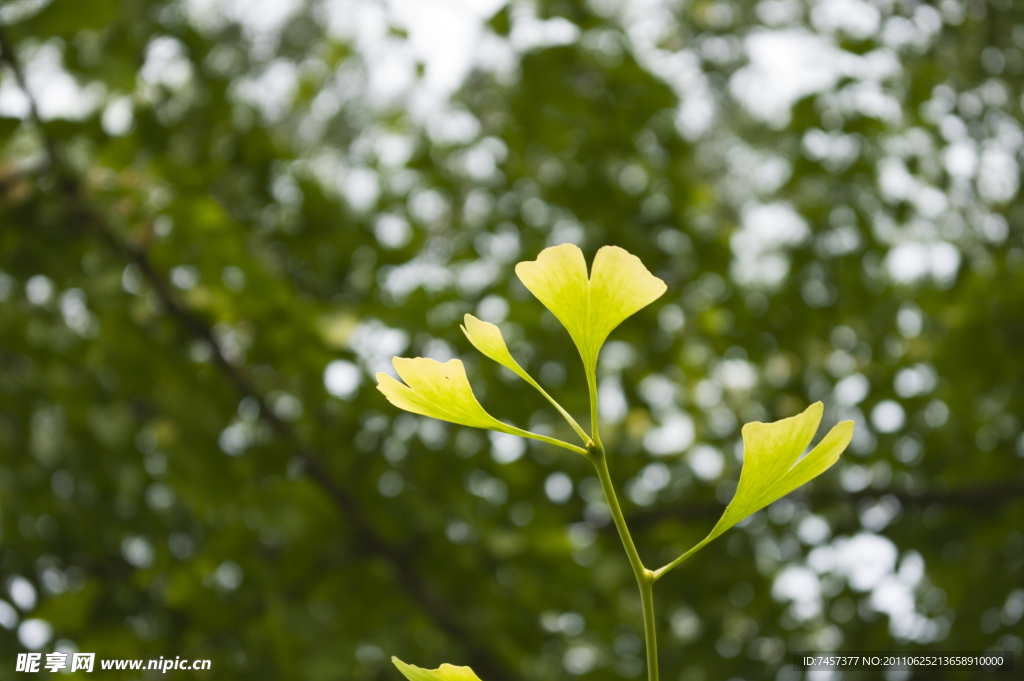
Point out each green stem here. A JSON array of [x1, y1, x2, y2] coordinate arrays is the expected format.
[[520, 373, 592, 446], [586, 367, 601, 449], [590, 444, 658, 681], [639, 575, 658, 681], [507, 427, 588, 456], [652, 535, 712, 581]]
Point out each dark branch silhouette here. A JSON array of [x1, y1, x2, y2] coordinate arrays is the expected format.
[[0, 26, 514, 681]]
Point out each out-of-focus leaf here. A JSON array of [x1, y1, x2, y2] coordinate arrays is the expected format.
[[30, 581, 100, 632], [486, 4, 512, 36], [19, 0, 118, 37]]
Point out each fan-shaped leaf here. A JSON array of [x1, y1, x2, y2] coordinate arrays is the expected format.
[[655, 402, 853, 578], [375, 357, 586, 455], [514, 244, 666, 377]]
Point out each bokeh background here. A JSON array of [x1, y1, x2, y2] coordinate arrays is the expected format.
[[1, 0, 1023, 679]]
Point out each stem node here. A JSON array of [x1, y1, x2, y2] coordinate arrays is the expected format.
[[591, 448, 659, 681]]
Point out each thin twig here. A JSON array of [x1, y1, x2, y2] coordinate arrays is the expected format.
[[0, 28, 56, 170]]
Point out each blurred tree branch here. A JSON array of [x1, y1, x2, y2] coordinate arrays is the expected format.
[[0, 29, 55, 170], [0, 26, 514, 681], [99, 226, 515, 681]]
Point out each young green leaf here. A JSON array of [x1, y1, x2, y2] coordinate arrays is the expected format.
[[654, 402, 853, 579], [460, 314, 531, 383], [514, 244, 666, 378], [461, 314, 590, 443], [375, 357, 586, 455], [392, 657, 483, 681]]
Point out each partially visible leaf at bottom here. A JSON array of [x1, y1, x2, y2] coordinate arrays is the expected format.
[[392, 657, 483, 681]]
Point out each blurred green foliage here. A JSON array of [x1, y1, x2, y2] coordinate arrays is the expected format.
[[1, 1, 1022, 680]]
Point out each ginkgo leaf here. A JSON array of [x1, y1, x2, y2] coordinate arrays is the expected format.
[[376, 357, 502, 431], [461, 314, 589, 443], [392, 657, 483, 681], [654, 402, 853, 579], [460, 314, 531, 383], [514, 244, 666, 378], [375, 357, 587, 455]]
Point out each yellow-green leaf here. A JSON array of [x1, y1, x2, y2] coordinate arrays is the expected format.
[[655, 402, 853, 578], [392, 657, 483, 681], [376, 357, 504, 431], [375, 357, 586, 455], [461, 314, 589, 443], [460, 314, 531, 383], [514, 244, 666, 377]]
